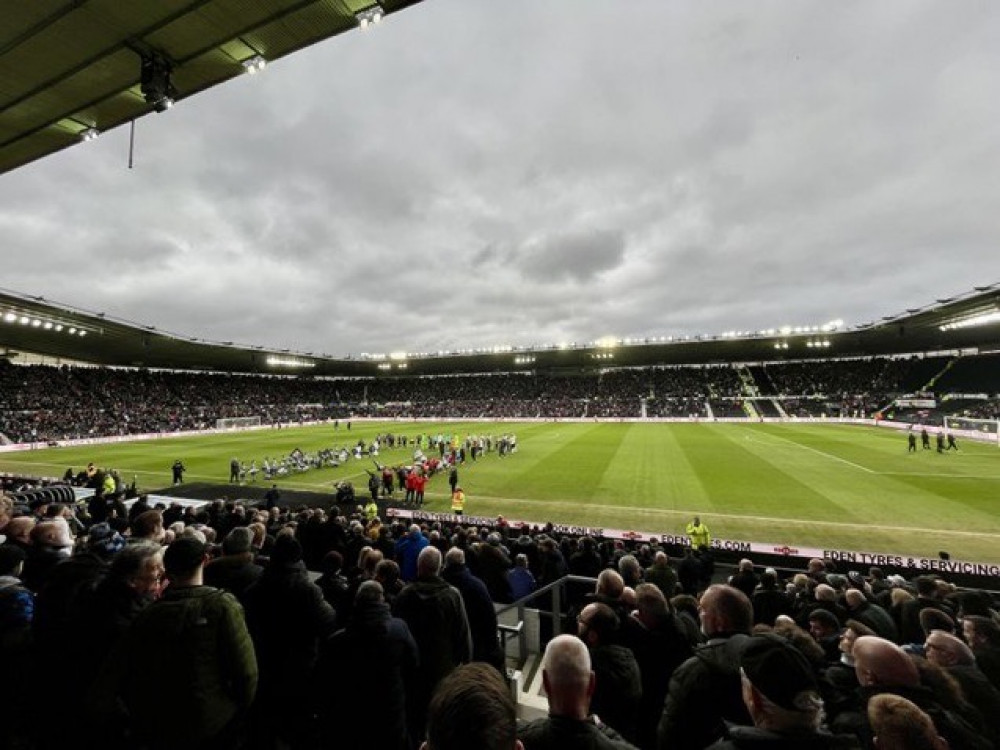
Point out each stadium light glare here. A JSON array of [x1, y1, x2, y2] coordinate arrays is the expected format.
[[80, 127, 100, 142], [241, 55, 267, 75], [31, 319, 41, 327], [3, 312, 15, 323], [940, 310, 1000, 331], [19, 316, 29, 325], [78, 330, 87, 337]]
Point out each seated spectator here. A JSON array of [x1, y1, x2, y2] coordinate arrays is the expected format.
[[423, 662, 521, 750], [752, 569, 792, 626], [517, 634, 637, 749]]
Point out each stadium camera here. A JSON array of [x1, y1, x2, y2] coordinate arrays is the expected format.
[[140, 53, 178, 112]]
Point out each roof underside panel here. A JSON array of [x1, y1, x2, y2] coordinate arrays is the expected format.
[[0, 0, 426, 175]]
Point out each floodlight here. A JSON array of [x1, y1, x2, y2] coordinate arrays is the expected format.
[[3, 313, 15, 323], [241, 55, 267, 75], [356, 4, 384, 28], [80, 127, 100, 142]]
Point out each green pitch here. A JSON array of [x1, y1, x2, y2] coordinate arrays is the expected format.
[[2, 421, 999, 563]]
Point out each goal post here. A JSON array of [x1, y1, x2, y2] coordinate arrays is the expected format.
[[215, 416, 262, 430], [943, 415, 1000, 446]]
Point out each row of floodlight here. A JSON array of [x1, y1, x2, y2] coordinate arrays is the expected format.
[[773, 339, 831, 350], [939, 310, 1000, 331], [75, 3, 388, 143], [2, 312, 88, 337]]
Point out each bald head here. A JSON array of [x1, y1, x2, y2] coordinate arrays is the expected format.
[[925, 630, 974, 667], [853, 636, 919, 688]]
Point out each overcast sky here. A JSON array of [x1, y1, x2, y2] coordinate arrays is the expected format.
[[2, 0, 999, 358]]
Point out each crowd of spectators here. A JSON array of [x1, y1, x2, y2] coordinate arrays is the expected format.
[[3, 354, 1000, 444], [2, 482, 999, 750]]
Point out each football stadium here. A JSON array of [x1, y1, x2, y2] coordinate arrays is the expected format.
[[3, 3, 1000, 750]]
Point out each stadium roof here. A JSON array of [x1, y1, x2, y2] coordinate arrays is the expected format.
[[2, 285, 1000, 377], [0, 0, 425, 176]]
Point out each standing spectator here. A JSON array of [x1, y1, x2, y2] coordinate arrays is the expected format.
[[243, 533, 337, 749], [577, 601, 642, 744], [423, 662, 520, 750], [517, 634, 637, 749], [203, 526, 264, 605], [394, 545, 472, 746], [644, 552, 678, 599], [314, 580, 418, 750], [396, 524, 429, 582], [728, 559, 759, 600], [508, 553, 537, 602], [90, 536, 258, 750], [658, 584, 753, 750], [622, 583, 692, 750], [442, 547, 505, 673], [751, 569, 792, 626]]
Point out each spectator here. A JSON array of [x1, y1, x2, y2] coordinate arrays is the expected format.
[[243, 533, 337, 749], [577, 601, 642, 744], [508, 553, 537, 601], [867, 694, 948, 750], [394, 545, 472, 746], [203, 526, 264, 604], [424, 662, 521, 750], [517, 634, 637, 749], [90, 536, 258, 750], [709, 633, 859, 749], [658, 584, 753, 750], [314, 580, 418, 750], [644, 551, 678, 599], [442, 546, 505, 673]]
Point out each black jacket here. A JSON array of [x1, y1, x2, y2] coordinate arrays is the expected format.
[[658, 633, 753, 750]]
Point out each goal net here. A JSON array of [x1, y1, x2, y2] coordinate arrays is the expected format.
[[215, 416, 262, 430], [943, 415, 1000, 445]]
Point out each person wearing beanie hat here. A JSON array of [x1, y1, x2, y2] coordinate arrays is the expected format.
[[707, 634, 858, 749], [86, 522, 127, 560]]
